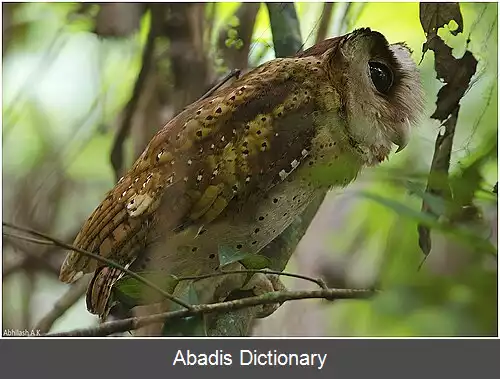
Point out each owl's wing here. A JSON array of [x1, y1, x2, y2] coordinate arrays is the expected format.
[[59, 55, 327, 285]]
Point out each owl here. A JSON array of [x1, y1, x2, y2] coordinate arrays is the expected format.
[[59, 28, 424, 333]]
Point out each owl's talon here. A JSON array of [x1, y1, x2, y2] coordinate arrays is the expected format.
[[242, 269, 286, 319]]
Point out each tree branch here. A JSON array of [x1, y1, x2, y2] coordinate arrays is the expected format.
[[178, 268, 328, 289], [110, 4, 158, 182], [2, 222, 193, 310], [46, 288, 376, 337], [315, 3, 334, 43], [266, 3, 303, 57], [35, 277, 91, 334]]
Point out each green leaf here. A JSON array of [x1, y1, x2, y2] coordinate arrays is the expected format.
[[360, 191, 441, 228], [162, 284, 207, 336], [405, 181, 448, 216], [218, 245, 250, 266], [234, 39, 244, 50], [241, 255, 272, 270], [227, 28, 238, 39], [218, 245, 271, 269], [113, 273, 179, 307], [228, 15, 240, 28]]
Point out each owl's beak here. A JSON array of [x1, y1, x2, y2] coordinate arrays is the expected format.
[[391, 118, 410, 153]]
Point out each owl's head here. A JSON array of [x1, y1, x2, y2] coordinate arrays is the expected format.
[[300, 28, 425, 162]]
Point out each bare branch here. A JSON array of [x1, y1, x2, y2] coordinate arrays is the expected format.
[[35, 277, 91, 334], [177, 269, 328, 289], [266, 3, 303, 57], [3, 238, 62, 279], [46, 288, 376, 337], [110, 4, 158, 182], [198, 69, 241, 101], [2, 222, 193, 310]]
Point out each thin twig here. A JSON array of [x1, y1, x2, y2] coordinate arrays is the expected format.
[[315, 3, 334, 43], [3, 227, 80, 279], [198, 69, 241, 101], [2, 238, 62, 279], [46, 288, 377, 337], [177, 269, 328, 289], [4, 233, 55, 246], [2, 222, 193, 310], [35, 277, 91, 334]]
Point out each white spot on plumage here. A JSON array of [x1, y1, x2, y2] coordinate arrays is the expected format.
[[126, 193, 154, 217]]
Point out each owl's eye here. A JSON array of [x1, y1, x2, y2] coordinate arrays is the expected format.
[[369, 61, 393, 94]]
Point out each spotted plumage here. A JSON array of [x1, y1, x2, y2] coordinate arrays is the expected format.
[[59, 28, 424, 320]]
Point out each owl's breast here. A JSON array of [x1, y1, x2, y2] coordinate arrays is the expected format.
[[132, 125, 364, 279]]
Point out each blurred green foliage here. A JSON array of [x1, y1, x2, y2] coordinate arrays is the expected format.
[[2, 2, 497, 336]]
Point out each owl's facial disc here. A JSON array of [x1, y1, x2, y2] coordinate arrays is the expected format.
[[324, 28, 424, 158]]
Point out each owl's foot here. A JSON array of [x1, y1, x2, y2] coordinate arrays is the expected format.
[[241, 268, 286, 319], [207, 263, 286, 319]]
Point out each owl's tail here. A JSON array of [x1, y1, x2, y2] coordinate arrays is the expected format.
[[86, 266, 124, 318]]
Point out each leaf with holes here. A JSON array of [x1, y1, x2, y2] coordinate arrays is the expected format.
[[420, 3, 463, 38], [113, 272, 179, 307], [162, 283, 207, 336]]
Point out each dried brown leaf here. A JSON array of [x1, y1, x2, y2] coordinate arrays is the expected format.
[[420, 2, 463, 38], [428, 36, 478, 121]]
